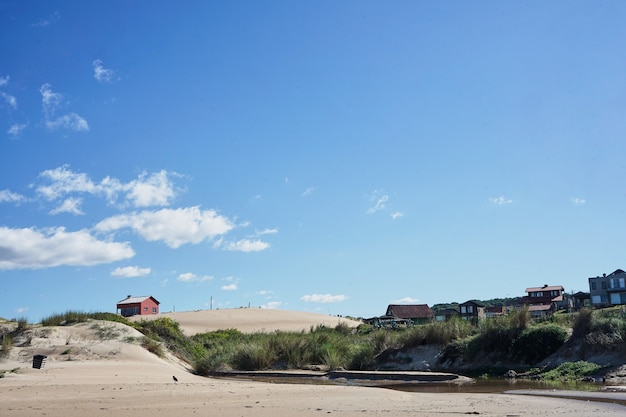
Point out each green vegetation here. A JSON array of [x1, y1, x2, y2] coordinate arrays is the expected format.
[[542, 361, 602, 381], [41, 311, 134, 327], [23, 307, 626, 381], [0, 335, 11, 358]]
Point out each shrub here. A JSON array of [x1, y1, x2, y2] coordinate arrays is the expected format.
[[141, 337, 164, 357], [572, 308, 593, 339], [512, 324, 568, 364], [0, 335, 12, 358], [349, 344, 376, 370], [542, 361, 601, 381], [232, 342, 276, 370]]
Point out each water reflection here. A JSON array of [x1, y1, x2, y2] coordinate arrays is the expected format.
[[388, 378, 602, 394]]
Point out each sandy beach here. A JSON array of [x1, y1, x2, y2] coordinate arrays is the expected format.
[[2, 309, 625, 416]]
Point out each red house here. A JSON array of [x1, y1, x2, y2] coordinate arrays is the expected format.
[[116, 295, 160, 317]]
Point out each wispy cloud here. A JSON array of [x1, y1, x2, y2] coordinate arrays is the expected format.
[[256, 228, 278, 235], [367, 192, 389, 214], [391, 211, 404, 220], [92, 59, 116, 83], [302, 187, 316, 197], [571, 197, 586, 206], [40, 84, 89, 132], [224, 238, 270, 252], [111, 266, 151, 278], [221, 283, 238, 291], [31, 11, 60, 27], [0, 226, 134, 270], [261, 301, 282, 309], [177, 272, 213, 282], [49, 197, 84, 215], [0, 189, 27, 204], [300, 294, 347, 303], [1, 91, 16, 109], [34, 166, 180, 208], [489, 196, 513, 206], [393, 297, 420, 303], [7, 123, 27, 136], [256, 290, 274, 296], [0, 76, 8, 87]]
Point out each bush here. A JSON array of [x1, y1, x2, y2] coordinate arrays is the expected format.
[[141, 337, 164, 357], [572, 308, 593, 339], [0, 335, 12, 358], [511, 324, 568, 364], [542, 361, 601, 381], [232, 342, 276, 370]]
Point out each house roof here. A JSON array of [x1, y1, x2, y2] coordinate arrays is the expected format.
[[608, 269, 626, 276], [525, 285, 564, 293], [460, 300, 485, 307], [386, 304, 434, 319], [116, 295, 160, 305]]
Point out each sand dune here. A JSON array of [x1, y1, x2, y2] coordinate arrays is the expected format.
[[1, 311, 626, 417], [129, 308, 361, 335]]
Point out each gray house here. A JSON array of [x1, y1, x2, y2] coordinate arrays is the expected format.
[[589, 269, 626, 307]]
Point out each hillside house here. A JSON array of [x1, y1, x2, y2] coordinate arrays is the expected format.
[[520, 285, 568, 316], [485, 305, 506, 318], [459, 300, 486, 322], [385, 304, 435, 325], [116, 295, 160, 317], [589, 269, 626, 307]]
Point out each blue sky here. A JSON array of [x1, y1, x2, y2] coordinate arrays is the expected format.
[[2, 1, 626, 322]]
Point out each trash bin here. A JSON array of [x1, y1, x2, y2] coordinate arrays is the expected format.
[[32, 354, 47, 369]]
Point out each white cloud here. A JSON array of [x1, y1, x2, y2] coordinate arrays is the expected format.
[[261, 301, 282, 309], [40, 84, 89, 132], [92, 59, 116, 83], [256, 290, 274, 296], [45, 112, 89, 131], [367, 192, 389, 214], [391, 211, 404, 219], [393, 297, 420, 303], [302, 187, 316, 197], [125, 170, 177, 207], [95, 206, 234, 248], [7, 123, 27, 136], [111, 266, 151, 278], [300, 294, 347, 303], [0, 189, 27, 204], [0, 226, 134, 270], [225, 238, 270, 252], [489, 196, 513, 206], [49, 197, 84, 215], [36, 165, 97, 201], [15, 307, 29, 314], [571, 197, 586, 206], [178, 272, 197, 282], [1, 91, 16, 109], [177, 272, 213, 282], [34, 166, 179, 208], [256, 228, 278, 235], [0, 76, 8, 86], [40, 83, 63, 115], [31, 11, 60, 27], [221, 283, 238, 291]]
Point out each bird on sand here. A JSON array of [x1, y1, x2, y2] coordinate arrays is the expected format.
[[173, 375, 178, 383]]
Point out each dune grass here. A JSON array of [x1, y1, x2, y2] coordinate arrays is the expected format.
[[31, 307, 626, 379]]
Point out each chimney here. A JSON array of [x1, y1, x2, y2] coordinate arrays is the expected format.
[[127, 294, 132, 299]]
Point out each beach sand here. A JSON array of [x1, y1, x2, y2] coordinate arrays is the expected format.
[[1, 309, 625, 416]]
